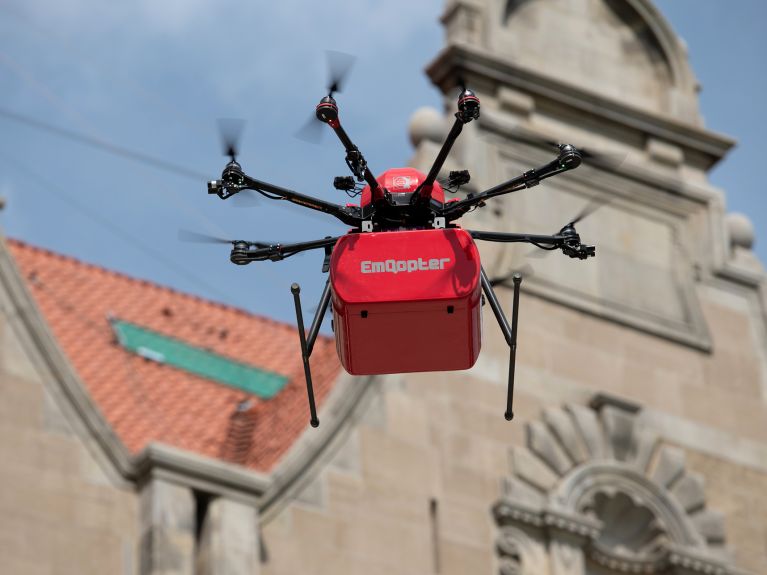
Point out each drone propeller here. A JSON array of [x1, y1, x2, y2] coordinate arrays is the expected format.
[[177, 229, 270, 249], [326, 50, 355, 98], [178, 229, 233, 244], [566, 197, 611, 228], [527, 198, 610, 258], [295, 113, 325, 144], [295, 50, 356, 144], [217, 118, 246, 163], [229, 192, 262, 208]]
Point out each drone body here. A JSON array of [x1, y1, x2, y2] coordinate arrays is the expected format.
[[204, 64, 598, 427]]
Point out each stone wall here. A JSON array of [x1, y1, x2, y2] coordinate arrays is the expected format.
[[0, 286, 139, 574], [258, 2, 767, 573]]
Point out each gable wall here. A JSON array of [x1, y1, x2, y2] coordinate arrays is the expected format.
[[0, 244, 139, 575]]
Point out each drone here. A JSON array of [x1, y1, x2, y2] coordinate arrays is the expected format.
[[202, 56, 599, 428]]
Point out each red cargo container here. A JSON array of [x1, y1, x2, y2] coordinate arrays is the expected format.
[[329, 227, 482, 375]]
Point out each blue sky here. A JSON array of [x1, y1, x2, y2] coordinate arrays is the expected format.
[[0, 1, 764, 326]]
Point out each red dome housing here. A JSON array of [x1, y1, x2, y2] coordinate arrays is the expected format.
[[359, 167, 445, 207]]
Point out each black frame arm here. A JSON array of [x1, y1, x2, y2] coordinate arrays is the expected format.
[[469, 229, 563, 248], [411, 115, 465, 205], [231, 236, 340, 265], [241, 174, 362, 227], [412, 88, 480, 206], [442, 158, 568, 221], [441, 142, 585, 221], [209, 172, 361, 227], [328, 119, 382, 196], [469, 227, 595, 259]]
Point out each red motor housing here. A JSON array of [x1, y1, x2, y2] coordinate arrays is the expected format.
[[329, 228, 482, 375]]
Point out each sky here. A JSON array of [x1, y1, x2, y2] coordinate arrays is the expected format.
[[0, 0, 765, 328]]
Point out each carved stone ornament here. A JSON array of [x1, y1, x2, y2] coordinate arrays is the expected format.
[[492, 394, 751, 575]]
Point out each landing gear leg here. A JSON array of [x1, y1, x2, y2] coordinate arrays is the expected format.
[[479, 267, 523, 421], [291, 280, 332, 428]]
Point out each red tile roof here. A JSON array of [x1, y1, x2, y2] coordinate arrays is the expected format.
[[7, 239, 341, 472]]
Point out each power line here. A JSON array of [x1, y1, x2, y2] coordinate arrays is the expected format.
[[0, 106, 208, 182], [0, 150, 235, 304]]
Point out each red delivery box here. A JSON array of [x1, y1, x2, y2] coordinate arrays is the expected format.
[[329, 228, 482, 375]]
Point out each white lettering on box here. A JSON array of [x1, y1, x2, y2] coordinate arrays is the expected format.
[[360, 257, 452, 275]]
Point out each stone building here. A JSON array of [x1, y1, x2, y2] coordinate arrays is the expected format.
[[1, 0, 766, 574]]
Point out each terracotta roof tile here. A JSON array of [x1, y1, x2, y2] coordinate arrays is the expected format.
[[7, 239, 341, 472]]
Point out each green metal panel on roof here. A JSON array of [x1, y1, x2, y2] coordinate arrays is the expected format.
[[111, 319, 288, 399]]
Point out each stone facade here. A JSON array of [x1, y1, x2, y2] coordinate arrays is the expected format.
[[0, 244, 138, 574], [1, 1, 766, 574], [259, 1, 767, 574]]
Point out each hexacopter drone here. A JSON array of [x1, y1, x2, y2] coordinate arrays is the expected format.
[[203, 57, 598, 428]]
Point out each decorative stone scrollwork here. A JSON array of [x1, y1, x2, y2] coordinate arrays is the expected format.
[[494, 524, 550, 575], [496, 530, 522, 575], [492, 393, 750, 575]]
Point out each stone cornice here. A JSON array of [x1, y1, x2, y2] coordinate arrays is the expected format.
[[493, 498, 601, 540], [426, 43, 734, 168], [493, 498, 749, 574], [478, 108, 720, 206], [132, 443, 271, 504]]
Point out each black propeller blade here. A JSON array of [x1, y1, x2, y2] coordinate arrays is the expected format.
[[567, 197, 612, 227], [177, 229, 269, 249], [527, 198, 610, 258], [295, 113, 325, 144], [229, 192, 262, 208], [326, 50, 355, 97], [217, 118, 246, 163], [178, 229, 233, 244], [295, 50, 356, 144]]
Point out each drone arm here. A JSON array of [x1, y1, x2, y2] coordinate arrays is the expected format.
[[327, 119, 382, 195], [211, 171, 361, 227], [231, 236, 340, 265], [469, 230, 563, 247], [470, 229, 595, 259], [242, 174, 362, 226], [411, 116, 464, 204], [413, 89, 481, 205], [442, 158, 567, 220], [442, 141, 585, 220]]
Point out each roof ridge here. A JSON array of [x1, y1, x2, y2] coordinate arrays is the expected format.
[[4, 236, 299, 333]]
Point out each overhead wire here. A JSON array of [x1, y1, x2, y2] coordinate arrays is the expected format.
[[0, 16, 340, 306], [0, 150, 235, 304], [0, 105, 315, 294], [0, 106, 209, 182]]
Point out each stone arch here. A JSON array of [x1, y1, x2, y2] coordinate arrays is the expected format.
[[492, 394, 745, 574]]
